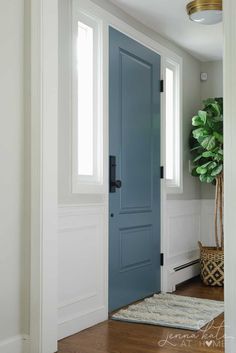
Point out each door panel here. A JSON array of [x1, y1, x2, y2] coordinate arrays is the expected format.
[[120, 226, 153, 271], [109, 27, 161, 312], [120, 50, 152, 211]]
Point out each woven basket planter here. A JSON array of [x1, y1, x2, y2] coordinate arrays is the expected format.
[[199, 241, 224, 287]]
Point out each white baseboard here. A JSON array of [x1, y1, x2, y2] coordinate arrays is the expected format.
[[168, 261, 200, 292], [0, 335, 30, 353], [58, 306, 107, 340]]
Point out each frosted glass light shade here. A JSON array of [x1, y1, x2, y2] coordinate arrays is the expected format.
[[190, 9, 222, 24], [187, 0, 222, 25]]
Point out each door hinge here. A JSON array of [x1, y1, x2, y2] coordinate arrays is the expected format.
[[160, 79, 164, 93], [160, 253, 164, 266], [160, 166, 164, 179]]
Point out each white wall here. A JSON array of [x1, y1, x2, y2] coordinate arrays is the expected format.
[[0, 1, 28, 352], [200, 60, 223, 200], [201, 60, 223, 101]]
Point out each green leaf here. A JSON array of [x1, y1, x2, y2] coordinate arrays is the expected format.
[[200, 173, 215, 184], [200, 174, 208, 182], [213, 131, 223, 143], [206, 176, 215, 183], [200, 161, 212, 168], [198, 110, 207, 124], [191, 145, 202, 152], [201, 136, 216, 151], [197, 135, 207, 145], [193, 155, 203, 163], [208, 162, 217, 170], [192, 127, 209, 139], [202, 151, 215, 158], [214, 154, 223, 162], [192, 116, 204, 126], [212, 115, 223, 122], [190, 97, 223, 185], [196, 166, 208, 175], [211, 103, 221, 116], [203, 98, 216, 107], [211, 164, 223, 177]]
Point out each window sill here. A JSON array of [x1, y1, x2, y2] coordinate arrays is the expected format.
[[72, 180, 106, 194]]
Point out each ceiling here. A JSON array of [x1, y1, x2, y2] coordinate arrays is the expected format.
[[108, 0, 223, 62]]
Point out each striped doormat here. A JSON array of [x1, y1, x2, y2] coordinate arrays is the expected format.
[[112, 293, 224, 331]]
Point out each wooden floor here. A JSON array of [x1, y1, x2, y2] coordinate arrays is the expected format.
[[58, 278, 224, 353]]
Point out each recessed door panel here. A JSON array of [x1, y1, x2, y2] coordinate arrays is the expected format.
[[120, 225, 153, 271], [120, 50, 152, 212]]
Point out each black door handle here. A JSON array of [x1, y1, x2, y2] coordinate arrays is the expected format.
[[109, 156, 122, 193]]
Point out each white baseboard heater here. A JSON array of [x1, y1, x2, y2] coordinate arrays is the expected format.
[[169, 259, 200, 292], [174, 259, 200, 272]]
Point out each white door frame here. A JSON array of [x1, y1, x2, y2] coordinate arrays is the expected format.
[[223, 1, 236, 351], [30, 0, 58, 352], [30, 0, 236, 351]]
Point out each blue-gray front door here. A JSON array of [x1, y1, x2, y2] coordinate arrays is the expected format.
[[109, 27, 161, 312]]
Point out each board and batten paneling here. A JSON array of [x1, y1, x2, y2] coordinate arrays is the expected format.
[[164, 200, 201, 291], [58, 205, 108, 340]]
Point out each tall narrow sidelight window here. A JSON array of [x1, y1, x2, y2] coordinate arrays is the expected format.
[[72, 12, 103, 193], [165, 59, 182, 192], [77, 21, 94, 176], [166, 67, 174, 181]]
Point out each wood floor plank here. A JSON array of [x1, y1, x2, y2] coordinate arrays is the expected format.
[[58, 278, 224, 353]]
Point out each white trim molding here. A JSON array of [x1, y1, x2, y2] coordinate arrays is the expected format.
[[71, 4, 105, 194], [224, 1, 236, 352], [164, 57, 183, 194], [58, 204, 108, 339], [30, 0, 58, 352], [0, 335, 30, 353]]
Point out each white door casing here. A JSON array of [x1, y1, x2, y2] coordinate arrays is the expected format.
[[30, 0, 58, 352], [224, 0, 236, 351]]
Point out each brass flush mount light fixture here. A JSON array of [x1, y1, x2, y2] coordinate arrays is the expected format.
[[186, 0, 222, 25]]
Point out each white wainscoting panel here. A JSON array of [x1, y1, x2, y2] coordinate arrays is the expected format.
[[57, 200, 215, 337], [200, 199, 215, 247], [58, 204, 108, 339], [164, 200, 201, 291], [0, 335, 29, 353]]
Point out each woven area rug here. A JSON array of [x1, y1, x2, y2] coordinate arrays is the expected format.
[[112, 293, 224, 331]]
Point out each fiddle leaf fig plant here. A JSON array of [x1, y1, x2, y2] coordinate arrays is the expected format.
[[190, 98, 224, 249]]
